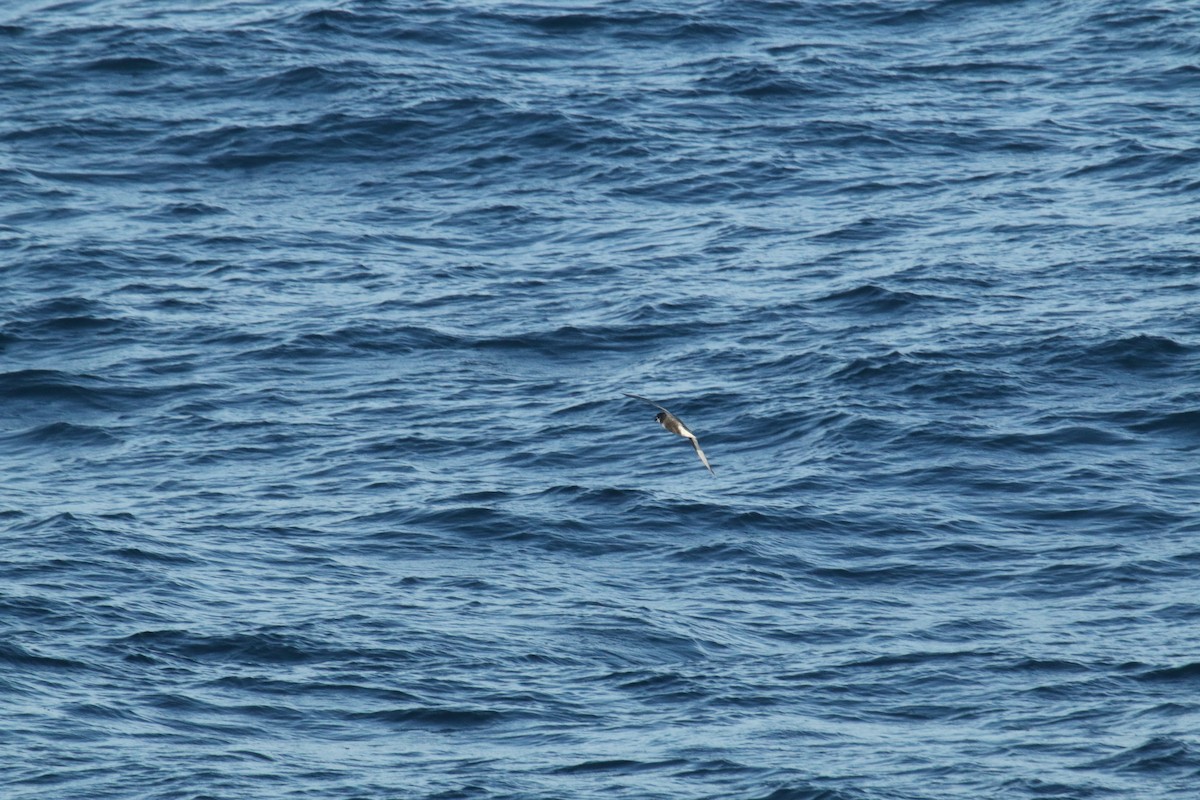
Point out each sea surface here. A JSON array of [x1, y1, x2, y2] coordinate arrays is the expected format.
[[3, 1, 1199, 798]]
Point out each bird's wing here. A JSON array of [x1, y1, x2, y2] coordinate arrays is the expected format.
[[623, 393, 672, 415], [689, 437, 715, 476]]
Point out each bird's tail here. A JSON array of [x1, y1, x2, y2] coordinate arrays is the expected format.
[[691, 438, 715, 476]]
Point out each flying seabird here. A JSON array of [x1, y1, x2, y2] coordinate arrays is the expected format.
[[624, 393, 715, 476]]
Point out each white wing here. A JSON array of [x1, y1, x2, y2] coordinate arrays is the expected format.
[[623, 393, 672, 415]]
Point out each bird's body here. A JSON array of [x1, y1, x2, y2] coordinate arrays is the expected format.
[[624, 393, 715, 475]]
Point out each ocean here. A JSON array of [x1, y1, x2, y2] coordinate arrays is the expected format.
[[3, 1, 1199, 798]]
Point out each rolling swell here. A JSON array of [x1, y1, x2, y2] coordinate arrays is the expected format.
[[3, 1, 1200, 799]]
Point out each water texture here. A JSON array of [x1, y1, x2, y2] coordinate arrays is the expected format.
[[3, 1, 1199, 798]]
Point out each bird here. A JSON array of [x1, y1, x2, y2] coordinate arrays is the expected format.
[[624, 393, 715, 476]]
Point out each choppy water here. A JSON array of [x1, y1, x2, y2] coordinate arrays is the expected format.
[[3, 1, 1200, 798]]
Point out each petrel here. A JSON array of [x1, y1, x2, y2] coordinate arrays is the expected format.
[[624, 393, 715, 476]]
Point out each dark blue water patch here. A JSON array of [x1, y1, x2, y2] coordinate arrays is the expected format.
[[666, 538, 812, 573], [0, 589, 77, 631], [104, 545, 197, 567], [0, 368, 209, 422], [893, 56, 1050, 83], [874, 0, 1047, 27], [815, 284, 952, 314], [981, 424, 1136, 452], [84, 56, 166, 73], [347, 706, 521, 732], [744, 788, 877, 800], [1155, 64, 1200, 87], [811, 216, 921, 245], [210, 675, 423, 706], [1150, 602, 1200, 623], [806, 559, 991, 591], [2, 117, 168, 161], [553, 757, 689, 775], [1073, 334, 1193, 372], [232, 61, 388, 100], [692, 57, 818, 99], [997, 776, 1106, 799], [134, 690, 275, 736], [776, 118, 903, 154], [157, 201, 229, 218], [238, 323, 463, 360], [292, 7, 361, 34], [830, 350, 964, 390], [1, 328, 24, 353], [3, 296, 142, 340], [513, 9, 743, 42], [1004, 657, 1095, 678], [1010, 558, 1182, 599], [9, 509, 96, 536], [1128, 409, 1200, 440], [1, 203, 90, 226], [1083, 8, 1172, 30], [903, 366, 1026, 406], [7, 243, 179, 284], [0, 641, 87, 671], [280, 4, 468, 46], [160, 101, 645, 175], [472, 322, 688, 355], [1136, 662, 1200, 686], [1080, 737, 1200, 776], [0, 369, 110, 413], [2, 420, 122, 449], [1020, 334, 1193, 390], [60, 700, 148, 725], [114, 629, 355, 666], [161, 113, 419, 170], [609, 169, 764, 204], [560, 618, 717, 666], [1063, 146, 1200, 186], [1078, 9, 1200, 61]]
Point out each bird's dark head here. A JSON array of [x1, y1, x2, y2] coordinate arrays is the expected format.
[[654, 411, 667, 424]]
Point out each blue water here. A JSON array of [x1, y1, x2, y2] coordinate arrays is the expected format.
[[3, 1, 1200, 798]]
